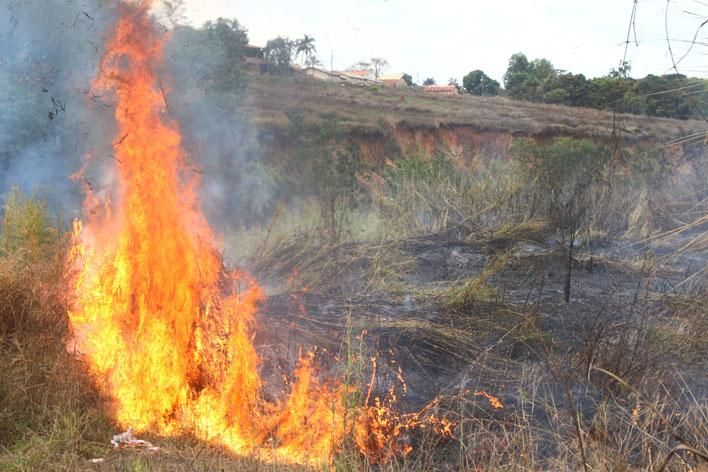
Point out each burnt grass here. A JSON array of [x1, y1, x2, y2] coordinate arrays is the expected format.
[[252, 223, 707, 468]]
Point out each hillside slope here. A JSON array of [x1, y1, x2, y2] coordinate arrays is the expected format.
[[233, 74, 706, 169], [243, 74, 705, 143]]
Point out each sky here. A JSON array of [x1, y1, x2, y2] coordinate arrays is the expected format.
[[181, 0, 707, 84]]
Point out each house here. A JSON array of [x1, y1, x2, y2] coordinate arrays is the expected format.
[[380, 73, 408, 88], [423, 85, 459, 96], [339, 70, 376, 85], [303, 67, 342, 82], [243, 45, 265, 65], [301, 67, 377, 85], [344, 69, 375, 81]]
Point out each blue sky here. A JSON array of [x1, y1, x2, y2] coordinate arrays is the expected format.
[[182, 0, 706, 84]]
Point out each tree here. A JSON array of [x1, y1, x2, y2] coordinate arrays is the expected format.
[[171, 18, 249, 93], [529, 58, 555, 81], [462, 70, 500, 96], [543, 73, 590, 107], [587, 76, 634, 110], [608, 60, 632, 79], [349, 58, 388, 80], [514, 138, 609, 303], [204, 18, 249, 61], [402, 73, 414, 86], [283, 112, 363, 242], [503, 53, 556, 101], [264, 36, 294, 73], [422, 77, 436, 86], [161, 0, 186, 27], [295, 34, 318, 67], [370, 58, 389, 80], [353, 61, 371, 71], [634, 74, 693, 119], [503, 52, 530, 88], [448, 78, 463, 93]]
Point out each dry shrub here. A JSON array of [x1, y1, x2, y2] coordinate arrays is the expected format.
[[0, 190, 114, 470]]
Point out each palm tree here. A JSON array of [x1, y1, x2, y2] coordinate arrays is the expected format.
[[295, 35, 318, 67]]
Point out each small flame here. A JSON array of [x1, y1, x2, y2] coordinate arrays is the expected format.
[[354, 356, 455, 464], [475, 391, 504, 409]]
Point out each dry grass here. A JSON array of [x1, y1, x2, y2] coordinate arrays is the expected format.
[[0, 190, 114, 471], [243, 73, 705, 143]]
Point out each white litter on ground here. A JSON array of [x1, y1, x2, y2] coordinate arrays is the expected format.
[[110, 427, 161, 451]]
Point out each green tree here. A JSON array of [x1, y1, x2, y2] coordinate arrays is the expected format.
[[402, 73, 414, 86], [283, 112, 363, 242], [503, 53, 530, 84], [202, 18, 249, 91], [264, 36, 294, 73], [462, 69, 500, 96], [295, 34, 318, 67], [503, 53, 555, 101], [608, 60, 632, 79], [528, 58, 555, 81], [514, 138, 609, 303], [422, 77, 436, 86], [543, 73, 590, 107], [634, 74, 693, 119], [587, 76, 634, 111]]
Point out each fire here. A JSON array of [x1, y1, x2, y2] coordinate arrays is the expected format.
[[355, 356, 413, 464], [67, 1, 344, 464], [67, 1, 452, 465], [354, 356, 455, 464]]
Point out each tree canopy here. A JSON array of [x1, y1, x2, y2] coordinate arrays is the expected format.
[[295, 35, 318, 67], [462, 70, 500, 96], [264, 37, 294, 73], [502, 53, 707, 120], [513, 138, 609, 302]]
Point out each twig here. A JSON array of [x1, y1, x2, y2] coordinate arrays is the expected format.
[[657, 444, 708, 471]]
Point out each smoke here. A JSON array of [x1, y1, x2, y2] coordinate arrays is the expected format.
[[164, 24, 277, 229], [0, 0, 118, 215], [0, 0, 275, 229]]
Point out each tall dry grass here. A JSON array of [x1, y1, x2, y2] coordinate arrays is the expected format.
[[0, 189, 114, 470]]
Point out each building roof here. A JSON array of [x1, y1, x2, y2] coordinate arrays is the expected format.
[[302, 67, 377, 84], [379, 73, 404, 81], [346, 69, 372, 78], [303, 66, 337, 76]]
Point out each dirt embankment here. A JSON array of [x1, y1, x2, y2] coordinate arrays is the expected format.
[[315, 121, 703, 170], [356, 124, 515, 169], [246, 75, 706, 168]]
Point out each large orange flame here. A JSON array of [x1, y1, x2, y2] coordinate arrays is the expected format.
[[67, 1, 346, 464], [68, 2, 451, 465]]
